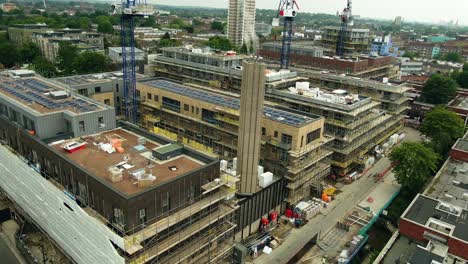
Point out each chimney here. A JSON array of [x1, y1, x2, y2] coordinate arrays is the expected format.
[[237, 60, 266, 194]]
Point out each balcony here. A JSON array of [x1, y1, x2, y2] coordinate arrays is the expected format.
[[286, 162, 331, 190], [288, 149, 333, 174]]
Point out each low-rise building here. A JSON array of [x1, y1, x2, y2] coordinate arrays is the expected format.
[[8, 23, 49, 46], [53, 72, 127, 113], [400, 59, 423, 76], [32, 30, 104, 62], [320, 26, 370, 56], [0, 74, 115, 140], [108, 47, 146, 63]]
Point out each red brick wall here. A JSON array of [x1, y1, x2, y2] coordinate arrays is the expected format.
[[399, 218, 428, 241], [450, 149, 468, 162], [448, 238, 468, 260], [258, 49, 369, 72], [400, 218, 468, 260], [367, 56, 393, 68]]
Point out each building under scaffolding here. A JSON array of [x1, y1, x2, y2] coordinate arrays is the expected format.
[[306, 72, 411, 116], [266, 82, 403, 176], [137, 79, 332, 206], [0, 108, 238, 263], [149, 46, 304, 93]]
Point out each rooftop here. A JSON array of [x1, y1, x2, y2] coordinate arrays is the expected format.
[[161, 46, 250, 60], [141, 79, 318, 127], [449, 95, 468, 112], [0, 76, 103, 114], [50, 128, 205, 196], [54, 72, 124, 86], [403, 194, 468, 242]]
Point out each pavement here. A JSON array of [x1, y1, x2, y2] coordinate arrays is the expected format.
[[254, 128, 422, 264]]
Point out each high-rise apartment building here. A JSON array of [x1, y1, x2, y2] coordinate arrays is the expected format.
[[228, 0, 256, 47]]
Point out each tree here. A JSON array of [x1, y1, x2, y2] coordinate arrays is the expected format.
[[402, 51, 419, 60], [421, 74, 458, 104], [73, 51, 109, 74], [389, 142, 440, 192], [444, 52, 463, 63], [0, 43, 19, 68], [420, 106, 465, 155], [19, 42, 41, 64], [33, 56, 57, 78], [205, 36, 233, 51], [211, 21, 224, 31], [456, 71, 468, 88], [57, 42, 78, 74], [240, 43, 249, 54], [98, 20, 113, 34]]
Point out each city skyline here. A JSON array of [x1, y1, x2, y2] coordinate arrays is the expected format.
[[154, 0, 468, 25]]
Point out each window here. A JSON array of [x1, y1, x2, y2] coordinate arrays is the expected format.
[[98, 117, 105, 128], [184, 104, 189, 111], [78, 89, 88, 96], [116, 96, 120, 104], [281, 133, 293, 145], [162, 192, 170, 213], [95, 86, 101, 93], [147, 93, 152, 100], [191, 106, 194, 113], [261, 127, 266, 136], [79, 121, 85, 132], [307, 129, 321, 144], [274, 131, 278, 138], [115, 84, 119, 93], [104, 99, 110, 105], [139, 208, 146, 225], [196, 107, 199, 115], [155, 95, 159, 102]]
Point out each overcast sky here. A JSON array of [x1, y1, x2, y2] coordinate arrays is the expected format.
[[155, 0, 468, 25]]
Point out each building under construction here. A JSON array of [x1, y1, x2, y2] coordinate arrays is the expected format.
[[321, 26, 370, 56], [149, 46, 304, 93], [0, 73, 239, 263], [306, 72, 411, 116], [136, 79, 333, 205], [266, 81, 403, 175]]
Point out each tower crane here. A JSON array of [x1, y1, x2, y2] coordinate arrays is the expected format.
[[277, 0, 299, 69], [111, 1, 154, 123], [336, 0, 353, 57]]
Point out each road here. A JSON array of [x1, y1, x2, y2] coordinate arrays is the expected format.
[[254, 128, 421, 264]]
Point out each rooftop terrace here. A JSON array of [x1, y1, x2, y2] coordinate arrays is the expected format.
[[50, 128, 205, 196], [0, 76, 103, 114], [142, 79, 318, 127]]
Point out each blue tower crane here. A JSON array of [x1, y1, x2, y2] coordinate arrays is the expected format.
[[278, 0, 299, 69], [112, 0, 154, 123]]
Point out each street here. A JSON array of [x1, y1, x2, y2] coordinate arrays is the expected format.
[[254, 128, 421, 264]]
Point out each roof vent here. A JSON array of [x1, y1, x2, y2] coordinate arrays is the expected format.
[[49, 91, 69, 100]]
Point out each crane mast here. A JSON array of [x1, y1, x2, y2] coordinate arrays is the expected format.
[[336, 0, 353, 57], [278, 0, 299, 69], [112, 0, 154, 123]]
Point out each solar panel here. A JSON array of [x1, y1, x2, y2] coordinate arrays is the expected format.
[[147, 80, 312, 126]]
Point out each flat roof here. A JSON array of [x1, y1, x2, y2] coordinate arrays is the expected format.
[[161, 46, 250, 60], [450, 96, 468, 111], [453, 138, 468, 152], [403, 195, 468, 242], [0, 76, 103, 114], [142, 79, 318, 127], [50, 128, 205, 195], [54, 72, 123, 86]]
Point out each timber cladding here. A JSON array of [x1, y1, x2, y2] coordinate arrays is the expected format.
[[0, 115, 220, 234]]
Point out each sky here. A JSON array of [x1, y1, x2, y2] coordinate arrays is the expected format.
[[154, 0, 468, 25]]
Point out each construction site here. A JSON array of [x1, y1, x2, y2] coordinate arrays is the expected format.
[[266, 81, 402, 175]]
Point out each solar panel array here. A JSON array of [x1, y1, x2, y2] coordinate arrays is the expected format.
[[147, 80, 313, 127], [55, 75, 97, 85], [0, 78, 98, 113]]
